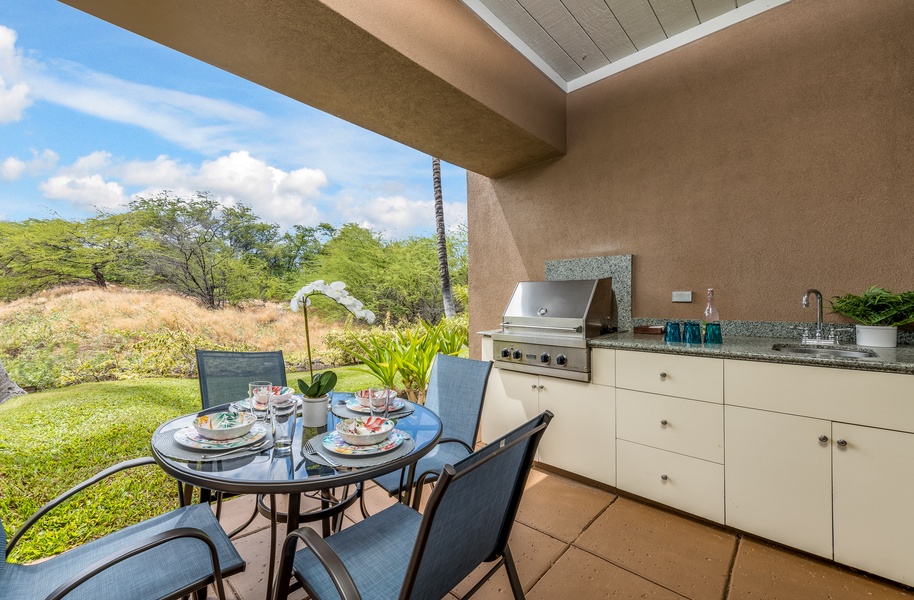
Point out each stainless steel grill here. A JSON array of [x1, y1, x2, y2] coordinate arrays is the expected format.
[[492, 278, 615, 381]]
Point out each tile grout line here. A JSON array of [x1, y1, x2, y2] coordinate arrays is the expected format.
[[720, 532, 742, 600]]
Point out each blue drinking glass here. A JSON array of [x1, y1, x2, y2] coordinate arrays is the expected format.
[[705, 322, 723, 344], [664, 322, 681, 343], [683, 321, 702, 344]]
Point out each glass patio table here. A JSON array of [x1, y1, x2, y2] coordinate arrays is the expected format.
[[150, 392, 442, 536]]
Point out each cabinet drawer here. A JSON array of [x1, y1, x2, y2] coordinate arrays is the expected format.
[[725, 360, 914, 433], [617, 440, 724, 524], [591, 348, 616, 387], [616, 351, 723, 403], [616, 389, 723, 463]]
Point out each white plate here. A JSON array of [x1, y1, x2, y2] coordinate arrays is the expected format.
[[345, 397, 406, 414], [321, 430, 405, 455], [174, 423, 268, 450]]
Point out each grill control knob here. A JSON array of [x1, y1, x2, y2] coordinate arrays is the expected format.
[[540, 353, 550, 364], [555, 354, 568, 366], [512, 349, 523, 360], [500, 348, 510, 358]]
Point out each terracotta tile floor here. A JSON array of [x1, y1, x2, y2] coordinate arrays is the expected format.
[[208, 469, 913, 600]]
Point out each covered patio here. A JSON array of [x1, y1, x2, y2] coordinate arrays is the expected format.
[[211, 468, 911, 599]]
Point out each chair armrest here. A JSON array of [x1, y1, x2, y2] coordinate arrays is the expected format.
[[9, 457, 157, 554], [437, 437, 474, 453], [273, 526, 361, 600], [43, 526, 226, 600]]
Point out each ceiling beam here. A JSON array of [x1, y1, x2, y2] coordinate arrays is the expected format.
[[58, 0, 567, 177]]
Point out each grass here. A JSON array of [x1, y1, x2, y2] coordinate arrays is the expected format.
[[0, 365, 378, 562]]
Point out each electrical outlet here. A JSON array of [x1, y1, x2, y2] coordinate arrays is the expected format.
[[672, 291, 692, 303]]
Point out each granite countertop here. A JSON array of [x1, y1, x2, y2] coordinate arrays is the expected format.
[[588, 332, 914, 376]]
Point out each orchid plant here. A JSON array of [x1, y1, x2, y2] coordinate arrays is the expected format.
[[290, 280, 375, 397]]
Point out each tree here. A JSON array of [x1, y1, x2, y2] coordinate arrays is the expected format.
[[0, 358, 25, 404], [130, 192, 267, 308], [432, 158, 456, 318]]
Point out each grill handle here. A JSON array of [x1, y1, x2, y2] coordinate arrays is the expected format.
[[500, 323, 583, 333]]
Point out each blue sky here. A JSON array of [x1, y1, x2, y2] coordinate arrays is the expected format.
[[0, 0, 468, 238]]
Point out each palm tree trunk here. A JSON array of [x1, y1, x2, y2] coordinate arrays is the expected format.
[[433, 158, 456, 319]]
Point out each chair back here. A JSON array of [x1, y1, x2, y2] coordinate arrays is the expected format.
[[423, 354, 492, 450], [399, 411, 552, 600], [196, 350, 287, 409]]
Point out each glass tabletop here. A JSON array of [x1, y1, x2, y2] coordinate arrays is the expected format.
[[151, 393, 443, 495]]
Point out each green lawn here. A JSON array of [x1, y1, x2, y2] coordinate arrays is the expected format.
[[0, 366, 377, 562]]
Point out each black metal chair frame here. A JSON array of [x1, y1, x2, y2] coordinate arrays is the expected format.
[[272, 411, 553, 600], [7, 457, 242, 600]]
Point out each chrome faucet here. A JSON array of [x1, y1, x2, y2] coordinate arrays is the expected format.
[[800, 289, 848, 345], [802, 289, 824, 340]]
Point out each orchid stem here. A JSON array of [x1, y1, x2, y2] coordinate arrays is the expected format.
[[303, 301, 314, 383]]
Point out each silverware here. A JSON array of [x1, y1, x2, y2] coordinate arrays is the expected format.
[[201, 439, 269, 460], [304, 439, 340, 467]]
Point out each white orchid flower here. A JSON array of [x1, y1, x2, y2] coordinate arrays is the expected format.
[[290, 280, 374, 324]]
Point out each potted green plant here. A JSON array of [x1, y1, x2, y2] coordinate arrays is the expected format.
[[291, 280, 375, 425], [829, 286, 914, 348]]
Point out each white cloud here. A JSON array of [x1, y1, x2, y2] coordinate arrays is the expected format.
[[0, 26, 32, 123], [1, 157, 24, 181], [1, 149, 58, 181], [39, 173, 126, 210]]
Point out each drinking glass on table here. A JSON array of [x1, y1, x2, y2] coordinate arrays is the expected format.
[[249, 381, 272, 421], [368, 387, 391, 419], [270, 394, 296, 453]]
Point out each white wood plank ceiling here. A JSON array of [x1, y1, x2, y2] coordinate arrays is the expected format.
[[461, 0, 790, 92]]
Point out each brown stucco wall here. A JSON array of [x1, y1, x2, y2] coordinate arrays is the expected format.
[[468, 0, 914, 357]]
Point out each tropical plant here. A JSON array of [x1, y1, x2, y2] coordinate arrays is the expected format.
[[390, 324, 441, 404], [290, 280, 375, 396], [829, 286, 914, 327], [347, 331, 400, 390]]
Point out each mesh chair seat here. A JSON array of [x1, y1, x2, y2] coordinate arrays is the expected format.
[[275, 412, 553, 600], [292, 503, 421, 600], [3, 460, 244, 600]]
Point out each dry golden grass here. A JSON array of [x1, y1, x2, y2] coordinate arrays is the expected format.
[[0, 285, 334, 359]]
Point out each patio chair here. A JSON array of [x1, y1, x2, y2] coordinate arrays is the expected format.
[[271, 410, 553, 600], [195, 349, 287, 410], [192, 349, 289, 528], [366, 353, 492, 510], [2, 457, 244, 600]]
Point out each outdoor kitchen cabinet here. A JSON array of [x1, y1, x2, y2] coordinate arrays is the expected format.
[[724, 360, 914, 585], [614, 351, 725, 523], [481, 354, 616, 487]]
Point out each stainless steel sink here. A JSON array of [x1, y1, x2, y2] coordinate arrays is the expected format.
[[772, 344, 879, 359]]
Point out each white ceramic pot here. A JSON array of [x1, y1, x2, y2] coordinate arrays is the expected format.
[[301, 393, 330, 427], [855, 325, 897, 348]]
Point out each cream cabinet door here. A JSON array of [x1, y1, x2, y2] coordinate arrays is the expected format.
[[725, 406, 833, 558], [833, 423, 914, 586], [480, 368, 538, 444], [538, 376, 616, 486]]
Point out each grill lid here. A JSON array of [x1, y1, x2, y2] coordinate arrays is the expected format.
[[500, 278, 614, 340]]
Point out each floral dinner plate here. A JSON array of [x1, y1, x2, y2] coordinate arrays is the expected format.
[[174, 423, 268, 450], [345, 397, 406, 414], [321, 430, 404, 455]]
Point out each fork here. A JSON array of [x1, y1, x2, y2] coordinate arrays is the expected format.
[[201, 439, 269, 460], [304, 438, 340, 467]]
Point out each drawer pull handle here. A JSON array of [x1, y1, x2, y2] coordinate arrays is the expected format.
[[836, 439, 848, 447], [659, 372, 667, 380], [818, 435, 828, 443], [660, 474, 668, 481], [660, 419, 668, 427]]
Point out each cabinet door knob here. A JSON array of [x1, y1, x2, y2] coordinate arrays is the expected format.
[[660, 474, 668, 481], [538, 384, 544, 390], [660, 419, 668, 427], [531, 384, 537, 390], [659, 372, 667, 380], [818, 435, 829, 443], [836, 439, 848, 447]]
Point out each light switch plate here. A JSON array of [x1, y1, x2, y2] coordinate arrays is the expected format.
[[672, 291, 692, 303]]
